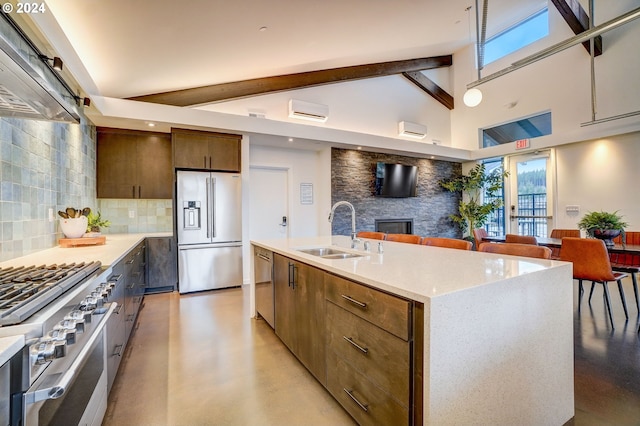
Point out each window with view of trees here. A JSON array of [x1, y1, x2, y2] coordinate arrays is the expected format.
[[483, 159, 506, 236]]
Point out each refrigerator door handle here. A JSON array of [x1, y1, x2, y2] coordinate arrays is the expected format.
[[205, 177, 211, 239], [211, 177, 217, 238]]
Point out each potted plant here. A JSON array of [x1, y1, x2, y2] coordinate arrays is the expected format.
[[440, 163, 509, 243], [86, 210, 111, 235], [578, 210, 627, 247]]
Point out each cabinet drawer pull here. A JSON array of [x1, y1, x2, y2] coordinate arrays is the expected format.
[[343, 388, 368, 412], [341, 294, 367, 309], [288, 263, 296, 289], [113, 344, 124, 357], [114, 305, 123, 315], [343, 336, 368, 354]]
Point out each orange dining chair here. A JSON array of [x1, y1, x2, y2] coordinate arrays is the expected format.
[[472, 228, 488, 246], [505, 234, 538, 245], [550, 229, 581, 239], [386, 233, 422, 244], [420, 237, 472, 251], [610, 231, 640, 312], [559, 237, 628, 327], [549, 229, 581, 259], [356, 231, 386, 240], [479, 242, 552, 259]]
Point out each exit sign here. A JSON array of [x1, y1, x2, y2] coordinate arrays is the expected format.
[[515, 139, 530, 149]]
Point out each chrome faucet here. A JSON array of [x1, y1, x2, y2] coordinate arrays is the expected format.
[[328, 201, 359, 244]]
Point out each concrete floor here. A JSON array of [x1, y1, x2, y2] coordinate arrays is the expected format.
[[103, 287, 356, 425]]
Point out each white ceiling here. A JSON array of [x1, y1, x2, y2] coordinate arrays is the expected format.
[[28, 0, 547, 153], [42, 0, 546, 99]]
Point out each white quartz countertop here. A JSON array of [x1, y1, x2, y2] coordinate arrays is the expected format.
[[0, 334, 24, 366], [0, 233, 172, 270], [252, 235, 570, 302]]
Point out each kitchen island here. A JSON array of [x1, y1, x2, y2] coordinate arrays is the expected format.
[[251, 235, 574, 425]]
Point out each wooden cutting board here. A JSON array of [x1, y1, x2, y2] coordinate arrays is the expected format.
[[59, 236, 106, 248]]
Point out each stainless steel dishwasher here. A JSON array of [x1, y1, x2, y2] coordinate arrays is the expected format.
[[254, 247, 274, 328]]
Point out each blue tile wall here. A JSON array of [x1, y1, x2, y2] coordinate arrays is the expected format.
[[96, 199, 173, 234], [0, 116, 96, 261]]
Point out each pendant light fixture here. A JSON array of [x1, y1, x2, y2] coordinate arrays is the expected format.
[[463, 0, 487, 107]]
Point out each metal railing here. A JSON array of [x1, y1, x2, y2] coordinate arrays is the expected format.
[[481, 192, 548, 237], [514, 193, 548, 237]]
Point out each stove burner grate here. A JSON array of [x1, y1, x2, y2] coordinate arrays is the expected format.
[[0, 261, 102, 326]]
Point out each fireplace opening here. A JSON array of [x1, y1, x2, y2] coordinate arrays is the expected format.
[[375, 219, 413, 234]]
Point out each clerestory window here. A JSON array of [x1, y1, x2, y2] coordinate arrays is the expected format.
[[483, 8, 549, 66]]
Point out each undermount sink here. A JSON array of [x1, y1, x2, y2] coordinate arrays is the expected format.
[[297, 247, 362, 259]]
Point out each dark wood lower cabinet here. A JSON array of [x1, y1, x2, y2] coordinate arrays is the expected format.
[[107, 240, 146, 395], [327, 351, 409, 426], [146, 237, 177, 293], [274, 254, 326, 385], [272, 253, 423, 425]]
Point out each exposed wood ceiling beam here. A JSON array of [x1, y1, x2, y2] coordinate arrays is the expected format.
[[402, 71, 454, 110], [550, 0, 602, 56], [128, 55, 453, 108]]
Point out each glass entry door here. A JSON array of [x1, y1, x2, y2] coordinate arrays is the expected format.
[[506, 151, 555, 237]]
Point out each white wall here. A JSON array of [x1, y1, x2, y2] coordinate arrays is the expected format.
[[248, 143, 331, 238], [555, 131, 640, 231], [451, 0, 640, 157], [198, 72, 453, 147]]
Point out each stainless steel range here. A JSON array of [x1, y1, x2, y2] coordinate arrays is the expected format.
[[0, 261, 117, 425]]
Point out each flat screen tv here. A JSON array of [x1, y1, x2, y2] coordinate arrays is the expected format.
[[374, 162, 418, 198]]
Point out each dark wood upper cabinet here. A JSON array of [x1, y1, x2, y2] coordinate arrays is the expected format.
[[172, 128, 241, 172], [97, 127, 173, 199]]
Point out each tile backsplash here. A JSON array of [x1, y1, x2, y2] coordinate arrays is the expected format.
[[0, 116, 96, 262], [97, 199, 173, 234]]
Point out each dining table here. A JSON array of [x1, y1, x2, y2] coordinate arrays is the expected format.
[[481, 235, 640, 255]]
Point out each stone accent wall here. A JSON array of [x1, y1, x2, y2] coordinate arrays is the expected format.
[[331, 148, 462, 238]]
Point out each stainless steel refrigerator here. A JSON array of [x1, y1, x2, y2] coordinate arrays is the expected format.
[[177, 171, 242, 294]]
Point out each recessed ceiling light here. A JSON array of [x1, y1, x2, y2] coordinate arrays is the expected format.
[[259, 26, 268, 32], [288, 138, 293, 143]]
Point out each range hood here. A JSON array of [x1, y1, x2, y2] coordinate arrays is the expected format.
[[0, 14, 80, 123]]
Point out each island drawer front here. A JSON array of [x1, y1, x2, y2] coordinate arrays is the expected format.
[[327, 302, 410, 402], [327, 350, 409, 426], [325, 273, 411, 340]]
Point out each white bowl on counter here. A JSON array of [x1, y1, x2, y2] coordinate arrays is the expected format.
[[59, 216, 88, 238]]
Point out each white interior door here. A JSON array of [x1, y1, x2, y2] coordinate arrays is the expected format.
[[249, 167, 289, 240], [505, 151, 555, 237]]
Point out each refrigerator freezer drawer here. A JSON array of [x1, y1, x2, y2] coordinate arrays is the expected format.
[[178, 245, 243, 294]]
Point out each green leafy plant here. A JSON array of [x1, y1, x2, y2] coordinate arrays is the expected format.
[[578, 210, 627, 243], [440, 163, 509, 239], [86, 210, 111, 232]]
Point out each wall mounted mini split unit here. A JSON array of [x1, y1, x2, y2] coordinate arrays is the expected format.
[[398, 121, 427, 139], [288, 99, 328, 123]]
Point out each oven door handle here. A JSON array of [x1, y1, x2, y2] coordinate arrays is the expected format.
[[24, 302, 116, 404]]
